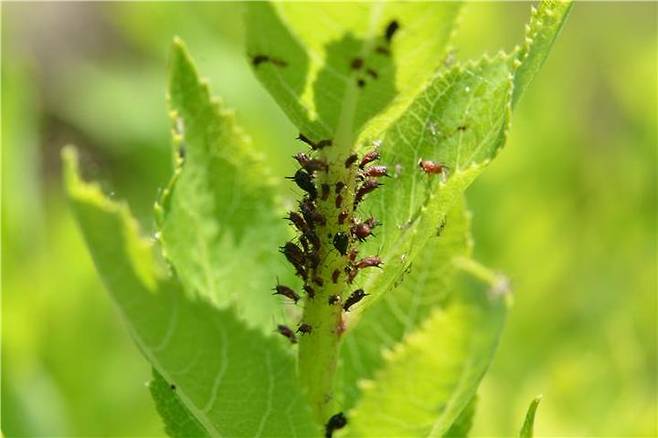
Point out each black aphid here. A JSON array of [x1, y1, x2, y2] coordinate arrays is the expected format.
[[357, 78, 366, 88], [321, 183, 330, 201], [300, 199, 326, 227], [335, 194, 343, 209], [304, 229, 321, 249], [359, 150, 380, 169], [366, 68, 378, 79], [351, 57, 364, 70], [280, 242, 305, 267], [303, 285, 316, 299], [328, 295, 341, 305], [325, 412, 347, 438], [252, 54, 288, 67], [287, 169, 317, 199], [315, 139, 333, 149], [170, 384, 176, 390], [385, 20, 400, 42], [313, 276, 324, 287], [277, 324, 297, 344], [297, 323, 312, 335], [273, 284, 300, 304], [332, 269, 340, 284], [178, 146, 186, 160], [335, 181, 345, 194], [286, 211, 308, 233], [333, 232, 349, 256], [375, 45, 391, 55], [344, 153, 358, 168], [338, 210, 349, 225], [343, 289, 369, 312]]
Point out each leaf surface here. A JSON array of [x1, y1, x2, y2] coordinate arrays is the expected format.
[[345, 269, 508, 437], [246, 2, 462, 142], [339, 199, 472, 409], [157, 40, 292, 331], [519, 396, 542, 438], [64, 148, 318, 437], [512, 0, 573, 106]]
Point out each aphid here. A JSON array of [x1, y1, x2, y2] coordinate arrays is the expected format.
[[354, 178, 382, 207], [332, 269, 341, 284], [313, 276, 324, 287], [346, 266, 358, 284], [321, 183, 330, 201], [344, 153, 358, 168], [351, 221, 373, 242], [293, 263, 308, 280], [299, 235, 311, 253], [325, 412, 347, 438], [297, 323, 312, 335], [333, 232, 349, 256], [457, 125, 467, 132], [303, 285, 316, 299], [328, 295, 341, 305], [359, 150, 380, 169], [348, 248, 359, 262], [366, 68, 378, 79], [272, 284, 300, 304], [437, 216, 447, 236], [343, 289, 369, 312], [304, 229, 321, 249], [293, 153, 329, 173], [170, 384, 176, 390], [308, 251, 321, 269], [335, 194, 343, 209], [286, 211, 308, 233], [418, 159, 447, 175], [287, 169, 317, 199], [277, 324, 297, 344], [356, 255, 383, 270], [362, 165, 389, 178], [280, 242, 305, 267], [357, 78, 366, 88], [375, 45, 390, 55], [300, 199, 326, 226], [335, 181, 345, 194], [351, 57, 364, 69], [385, 20, 400, 42], [252, 54, 288, 67], [315, 139, 333, 149], [338, 210, 349, 225], [178, 145, 186, 160], [297, 133, 316, 148]]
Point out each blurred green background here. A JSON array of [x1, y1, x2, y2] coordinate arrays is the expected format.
[[2, 2, 655, 436]]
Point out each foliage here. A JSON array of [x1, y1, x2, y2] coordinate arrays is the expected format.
[[61, 2, 571, 436]]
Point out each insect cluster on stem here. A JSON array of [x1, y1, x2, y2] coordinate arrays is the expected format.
[[273, 133, 392, 345]]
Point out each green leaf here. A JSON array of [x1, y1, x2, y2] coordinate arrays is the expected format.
[[64, 147, 318, 437], [519, 396, 542, 438], [358, 54, 513, 306], [246, 2, 462, 142], [443, 396, 477, 438], [345, 266, 508, 437], [512, 0, 573, 106], [157, 39, 291, 331], [339, 199, 472, 409], [150, 369, 206, 438]]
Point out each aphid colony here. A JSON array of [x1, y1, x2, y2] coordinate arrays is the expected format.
[[273, 133, 391, 344], [274, 134, 448, 345]]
